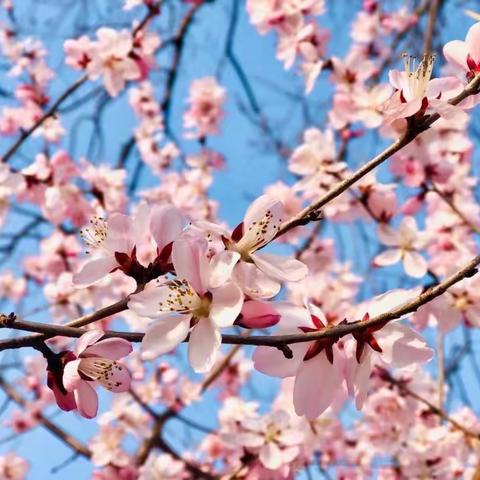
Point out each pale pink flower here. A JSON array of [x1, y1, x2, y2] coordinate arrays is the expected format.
[[62, 330, 133, 419], [289, 128, 347, 199], [0, 453, 29, 480], [90, 425, 130, 467], [374, 216, 428, 278], [383, 54, 468, 124], [128, 234, 243, 373], [65, 28, 141, 97], [0, 271, 26, 302], [351, 10, 381, 43], [0, 163, 25, 225], [330, 50, 376, 91], [289, 128, 337, 176], [64, 35, 97, 70], [221, 194, 308, 298], [277, 21, 328, 93], [90, 28, 141, 96], [254, 302, 344, 419], [444, 22, 480, 78], [224, 410, 304, 471], [345, 289, 433, 409], [80, 159, 127, 213], [352, 84, 393, 128], [73, 203, 183, 286], [415, 275, 480, 332], [264, 181, 303, 243], [357, 172, 398, 223], [140, 453, 185, 479], [183, 77, 226, 139], [381, 7, 417, 34]]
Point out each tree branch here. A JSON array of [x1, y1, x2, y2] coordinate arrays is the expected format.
[[275, 73, 480, 239], [2, 255, 479, 350]]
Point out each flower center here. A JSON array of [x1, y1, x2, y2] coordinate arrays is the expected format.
[[159, 279, 202, 314], [265, 423, 280, 442], [233, 208, 282, 257], [80, 216, 108, 254], [79, 357, 125, 391], [402, 53, 435, 100]]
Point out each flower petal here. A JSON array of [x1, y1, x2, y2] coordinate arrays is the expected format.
[[233, 262, 281, 299], [63, 359, 82, 392], [83, 337, 133, 360], [74, 380, 98, 419], [106, 213, 134, 253], [141, 314, 191, 360], [236, 195, 284, 251], [188, 318, 221, 373], [443, 40, 470, 71], [403, 251, 427, 278], [250, 252, 308, 282], [253, 342, 307, 378], [377, 224, 399, 247], [259, 442, 282, 470], [210, 282, 244, 327], [377, 322, 433, 368], [76, 329, 105, 354], [466, 22, 480, 65], [208, 250, 241, 289], [129, 282, 201, 317], [150, 204, 184, 251], [172, 234, 210, 295], [79, 357, 131, 392], [374, 248, 402, 267], [72, 256, 118, 287], [428, 99, 468, 123], [293, 351, 339, 419]]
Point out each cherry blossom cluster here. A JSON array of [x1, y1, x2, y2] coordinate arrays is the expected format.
[[64, 26, 160, 97]]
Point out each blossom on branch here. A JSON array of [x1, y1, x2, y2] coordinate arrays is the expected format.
[[128, 233, 244, 372], [383, 54, 468, 124], [374, 216, 428, 278]]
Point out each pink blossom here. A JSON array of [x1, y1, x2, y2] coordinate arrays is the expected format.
[[183, 77, 226, 139], [374, 216, 428, 278], [65, 28, 141, 97], [444, 22, 480, 78], [62, 330, 133, 419], [224, 409, 304, 471], [140, 453, 185, 479], [90, 425, 131, 467], [73, 203, 183, 286], [0, 271, 26, 302], [345, 289, 433, 409], [254, 303, 345, 418], [263, 181, 303, 243], [221, 194, 308, 298], [128, 233, 244, 372], [64, 35, 97, 70], [383, 54, 468, 124], [0, 453, 29, 480]]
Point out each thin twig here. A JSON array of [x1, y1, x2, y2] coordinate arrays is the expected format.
[[0, 375, 91, 458]]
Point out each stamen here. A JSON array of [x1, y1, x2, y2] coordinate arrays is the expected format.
[[402, 53, 435, 100], [159, 279, 201, 313], [79, 357, 125, 391], [80, 216, 108, 254], [240, 209, 282, 252]]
